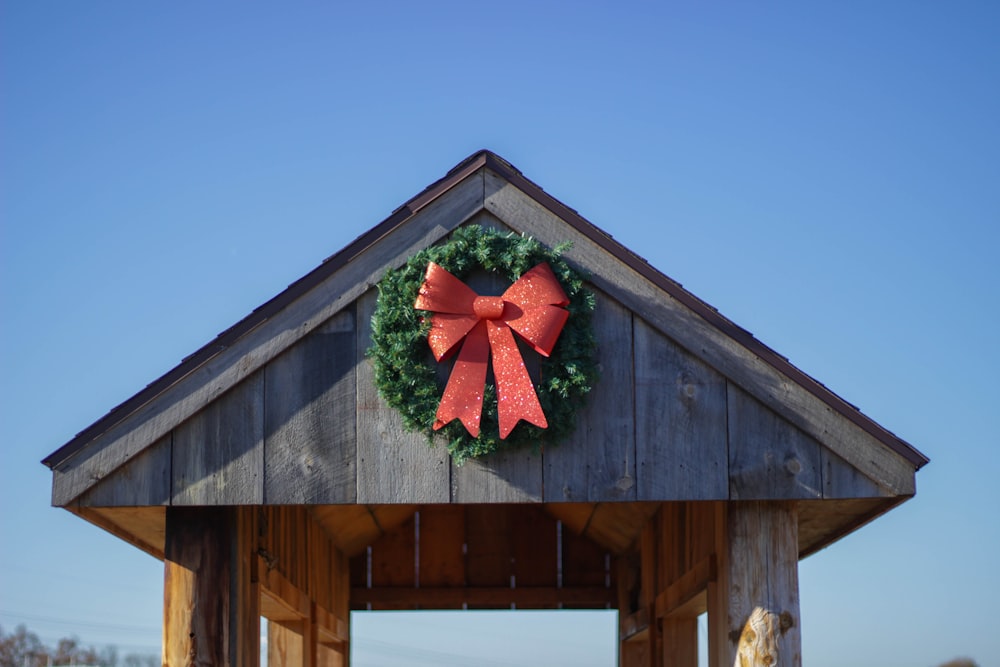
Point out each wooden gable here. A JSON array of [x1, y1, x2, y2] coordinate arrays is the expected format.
[[45, 150, 926, 563]]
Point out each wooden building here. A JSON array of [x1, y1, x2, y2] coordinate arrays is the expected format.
[[43, 151, 927, 666]]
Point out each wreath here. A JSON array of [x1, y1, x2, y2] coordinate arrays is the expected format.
[[368, 224, 598, 463]]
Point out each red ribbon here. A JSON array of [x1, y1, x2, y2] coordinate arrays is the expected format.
[[414, 261, 570, 439]]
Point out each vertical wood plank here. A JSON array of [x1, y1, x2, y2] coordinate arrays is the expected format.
[[269, 621, 305, 667], [822, 448, 888, 499], [78, 435, 172, 506], [635, 319, 728, 501], [451, 450, 542, 502], [172, 373, 264, 505], [465, 505, 511, 607], [370, 514, 416, 609], [544, 290, 636, 502], [640, 515, 659, 666], [265, 309, 357, 504], [561, 525, 610, 609], [728, 386, 822, 500], [356, 289, 450, 503], [418, 505, 467, 603], [234, 506, 261, 667], [662, 618, 699, 667], [511, 506, 558, 609]]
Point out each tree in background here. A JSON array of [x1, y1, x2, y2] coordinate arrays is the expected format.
[[0, 625, 156, 667]]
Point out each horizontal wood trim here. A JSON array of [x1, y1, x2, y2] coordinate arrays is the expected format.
[[351, 586, 615, 608], [620, 608, 650, 642], [654, 555, 716, 620]]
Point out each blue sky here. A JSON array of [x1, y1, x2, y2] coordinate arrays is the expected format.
[[2, 2, 998, 665]]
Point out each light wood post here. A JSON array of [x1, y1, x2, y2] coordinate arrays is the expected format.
[[662, 618, 698, 667], [711, 501, 801, 667], [164, 506, 260, 667]]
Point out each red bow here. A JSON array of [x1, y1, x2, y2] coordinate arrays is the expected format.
[[414, 261, 570, 439]]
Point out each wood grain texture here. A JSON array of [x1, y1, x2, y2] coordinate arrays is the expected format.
[[483, 167, 916, 496], [723, 501, 801, 667], [77, 435, 171, 507], [53, 170, 484, 507], [662, 617, 699, 667], [822, 448, 889, 499], [728, 385, 822, 501], [418, 506, 466, 596], [356, 289, 450, 504], [634, 318, 728, 501], [172, 372, 264, 505], [450, 449, 543, 502], [265, 309, 357, 504], [163, 507, 260, 667], [544, 290, 637, 502]]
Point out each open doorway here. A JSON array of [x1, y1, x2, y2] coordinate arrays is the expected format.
[[350, 610, 618, 666]]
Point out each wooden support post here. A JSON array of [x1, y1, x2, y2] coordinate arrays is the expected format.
[[662, 618, 698, 667], [640, 516, 659, 667], [164, 506, 260, 667], [712, 501, 801, 667]]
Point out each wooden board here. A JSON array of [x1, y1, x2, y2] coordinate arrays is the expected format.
[[52, 170, 484, 506], [728, 386, 822, 501], [483, 167, 917, 496], [544, 290, 637, 502], [418, 506, 466, 596], [356, 290, 451, 503], [78, 435, 171, 507], [511, 506, 558, 608], [634, 318, 728, 501], [265, 309, 357, 504], [171, 372, 264, 505], [464, 505, 512, 602]]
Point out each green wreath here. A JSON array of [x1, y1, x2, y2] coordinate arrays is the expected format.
[[368, 224, 598, 463]]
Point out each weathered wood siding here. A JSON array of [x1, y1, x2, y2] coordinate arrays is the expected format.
[[65, 169, 911, 509], [77, 285, 892, 509]]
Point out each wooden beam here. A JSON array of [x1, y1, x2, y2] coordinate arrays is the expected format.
[[716, 501, 801, 667], [654, 555, 716, 620], [163, 507, 259, 667], [350, 586, 614, 608]]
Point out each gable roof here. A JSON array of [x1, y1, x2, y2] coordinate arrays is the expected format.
[[43, 149, 927, 477]]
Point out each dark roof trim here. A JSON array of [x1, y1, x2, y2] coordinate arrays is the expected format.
[[44, 150, 928, 471]]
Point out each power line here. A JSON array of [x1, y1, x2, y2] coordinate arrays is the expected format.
[[0, 609, 160, 636]]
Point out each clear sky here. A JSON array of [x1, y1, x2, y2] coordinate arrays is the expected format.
[[1, 2, 997, 666]]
